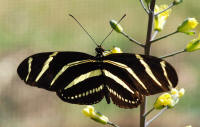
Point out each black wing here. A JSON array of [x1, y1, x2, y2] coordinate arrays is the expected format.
[[103, 53, 178, 95], [17, 51, 107, 105], [17, 51, 178, 109], [17, 52, 96, 91], [102, 62, 143, 108]]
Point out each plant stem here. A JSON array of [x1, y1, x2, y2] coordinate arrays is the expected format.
[[143, 107, 155, 117], [121, 31, 145, 47], [151, 31, 178, 43], [160, 49, 186, 59], [139, 0, 149, 14], [140, 96, 147, 127], [108, 121, 120, 127], [141, 0, 156, 127], [151, 30, 159, 41], [144, 0, 156, 55], [146, 107, 168, 126], [154, 3, 174, 16]]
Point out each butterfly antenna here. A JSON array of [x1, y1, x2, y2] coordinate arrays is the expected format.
[[100, 14, 126, 46], [69, 14, 99, 46]]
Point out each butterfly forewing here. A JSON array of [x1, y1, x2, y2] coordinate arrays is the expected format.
[[103, 53, 178, 95], [17, 52, 95, 91]]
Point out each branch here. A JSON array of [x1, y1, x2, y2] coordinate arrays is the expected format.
[[144, 0, 156, 55], [108, 121, 120, 127], [160, 49, 186, 59], [146, 107, 168, 126], [143, 107, 155, 117], [151, 30, 159, 41], [139, 0, 150, 14], [121, 31, 145, 47], [154, 3, 174, 16], [151, 31, 178, 43], [140, 0, 156, 127]]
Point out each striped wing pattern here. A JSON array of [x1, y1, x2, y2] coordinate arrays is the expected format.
[[103, 53, 178, 95], [17, 52, 178, 109]]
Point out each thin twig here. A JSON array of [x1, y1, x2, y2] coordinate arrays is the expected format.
[[151, 30, 159, 41], [101, 14, 126, 46], [151, 31, 178, 43], [121, 31, 145, 47], [160, 49, 186, 59], [143, 107, 155, 117], [154, 3, 174, 16], [108, 121, 120, 127], [139, 0, 150, 14], [146, 107, 168, 126]]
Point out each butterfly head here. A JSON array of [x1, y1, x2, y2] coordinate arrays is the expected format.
[[95, 46, 105, 57]]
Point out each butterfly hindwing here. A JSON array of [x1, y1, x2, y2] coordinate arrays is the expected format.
[[57, 75, 105, 105]]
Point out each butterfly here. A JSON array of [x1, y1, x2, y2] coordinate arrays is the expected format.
[[17, 46, 178, 109], [17, 14, 178, 108]]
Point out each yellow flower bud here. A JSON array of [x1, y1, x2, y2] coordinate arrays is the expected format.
[[154, 5, 172, 31], [185, 34, 200, 52], [103, 47, 123, 56], [177, 18, 199, 35], [185, 125, 192, 127], [168, 96, 179, 108], [110, 20, 123, 33], [82, 105, 95, 117], [154, 88, 185, 109], [171, 88, 179, 95], [82, 106, 109, 125], [111, 47, 123, 54], [178, 88, 185, 98], [154, 93, 172, 109]]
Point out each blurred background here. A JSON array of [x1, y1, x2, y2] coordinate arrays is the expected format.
[[0, 0, 200, 127]]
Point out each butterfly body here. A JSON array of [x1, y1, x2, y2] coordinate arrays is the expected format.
[[17, 47, 178, 108]]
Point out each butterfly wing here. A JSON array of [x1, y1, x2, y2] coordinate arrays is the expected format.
[[17, 51, 96, 91], [17, 51, 106, 105], [102, 61, 143, 108], [56, 74, 105, 105], [103, 53, 178, 95]]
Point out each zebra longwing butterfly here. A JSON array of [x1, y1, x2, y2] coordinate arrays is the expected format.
[[17, 46, 178, 109]]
